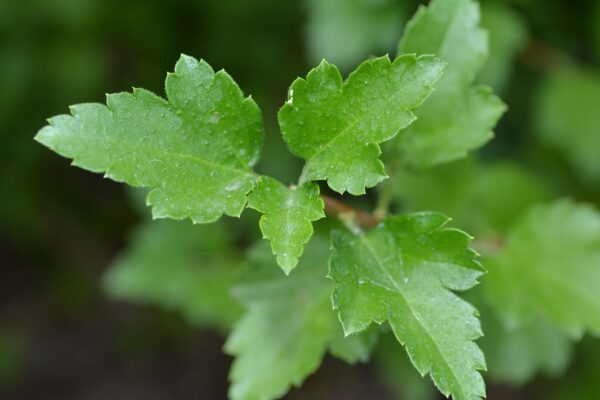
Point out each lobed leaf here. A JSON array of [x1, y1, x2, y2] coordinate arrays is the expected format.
[[484, 200, 600, 337], [247, 176, 324, 274], [279, 54, 444, 195], [391, 0, 505, 169], [329, 212, 486, 400], [36, 54, 264, 223], [226, 237, 376, 400]]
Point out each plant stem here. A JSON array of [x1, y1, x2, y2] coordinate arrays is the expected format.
[[374, 181, 393, 220], [297, 164, 309, 186], [321, 194, 380, 230], [520, 38, 575, 72]]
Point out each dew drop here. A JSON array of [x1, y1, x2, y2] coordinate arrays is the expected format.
[[286, 89, 294, 105]]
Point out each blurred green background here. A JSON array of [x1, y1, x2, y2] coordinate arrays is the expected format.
[[1, 0, 600, 399]]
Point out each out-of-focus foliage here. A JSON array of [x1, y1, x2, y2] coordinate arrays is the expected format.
[[392, 159, 551, 234], [478, 302, 572, 384], [390, 0, 506, 170], [104, 219, 242, 331], [484, 200, 600, 337], [225, 236, 374, 400], [305, 0, 406, 70], [535, 69, 600, 184], [479, 4, 528, 93]]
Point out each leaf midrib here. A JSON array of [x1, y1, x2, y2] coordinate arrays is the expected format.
[[304, 63, 413, 171], [84, 133, 253, 179], [358, 233, 468, 399]]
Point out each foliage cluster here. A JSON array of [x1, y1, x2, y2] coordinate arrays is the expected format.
[[19, 0, 600, 399]]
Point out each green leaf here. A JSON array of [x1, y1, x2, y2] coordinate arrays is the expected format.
[[390, 160, 550, 234], [535, 69, 600, 183], [247, 176, 324, 274], [305, 0, 407, 69], [472, 163, 551, 233], [391, 0, 505, 169], [484, 200, 600, 337], [330, 213, 486, 400], [103, 219, 242, 331], [481, 315, 572, 385], [466, 288, 573, 386], [389, 158, 478, 229], [279, 54, 445, 195], [226, 236, 375, 400], [400, 0, 485, 88], [479, 4, 528, 93], [35, 54, 264, 223]]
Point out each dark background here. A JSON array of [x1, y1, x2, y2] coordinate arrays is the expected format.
[[1, 0, 599, 398]]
